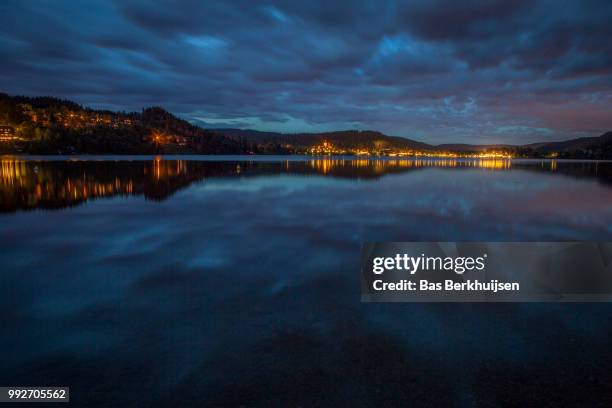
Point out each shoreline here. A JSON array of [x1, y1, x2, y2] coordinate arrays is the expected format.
[[1, 154, 611, 163]]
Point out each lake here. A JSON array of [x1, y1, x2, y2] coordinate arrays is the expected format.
[[1, 156, 612, 406]]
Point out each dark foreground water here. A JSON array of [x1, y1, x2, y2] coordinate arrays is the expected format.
[[1, 156, 612, 407]]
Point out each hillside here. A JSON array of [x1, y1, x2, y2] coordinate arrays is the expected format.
[[217, 128, 431, 152], [522, 132, 612, 158], [0, 93, 247, 154]]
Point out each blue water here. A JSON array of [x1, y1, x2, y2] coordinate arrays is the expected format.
[[1, 157, 611, 406]]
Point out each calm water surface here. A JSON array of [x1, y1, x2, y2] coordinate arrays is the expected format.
[[1, 156, 612, 406]]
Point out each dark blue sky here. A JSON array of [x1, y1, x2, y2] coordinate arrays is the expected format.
[[1, 0, 611, 144]]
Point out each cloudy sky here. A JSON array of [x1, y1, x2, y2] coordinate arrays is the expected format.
[[1, 0, 611, 144]]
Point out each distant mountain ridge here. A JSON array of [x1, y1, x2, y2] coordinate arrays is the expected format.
[[215, 127, 612, 158], [523, 132, 612, 153], [216, 128, 431, 151]]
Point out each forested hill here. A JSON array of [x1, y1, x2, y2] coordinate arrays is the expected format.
[[0, 93, 248, 154], [216, 128, 432, 151]]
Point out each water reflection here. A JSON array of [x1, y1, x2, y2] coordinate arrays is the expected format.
[[1, 157, 611, 213], [1, 156, 612, 406]]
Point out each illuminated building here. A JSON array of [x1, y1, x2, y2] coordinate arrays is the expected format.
[[0, 125, 17, 141]]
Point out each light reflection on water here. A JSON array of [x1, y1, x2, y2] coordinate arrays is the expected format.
[[1, 157, 609, 212], [1, 156, 612, 406]]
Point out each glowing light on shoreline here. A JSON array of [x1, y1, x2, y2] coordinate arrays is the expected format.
[[307, 141, 513, 159]]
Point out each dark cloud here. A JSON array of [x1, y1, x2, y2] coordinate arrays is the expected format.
[[0, 0, 611, 143]]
